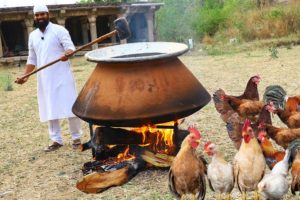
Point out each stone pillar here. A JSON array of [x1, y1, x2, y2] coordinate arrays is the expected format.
[[81, 18, 89, 44], [57, 18, 66, 27], [0, 23, 3, 57], [25, 19, 34, 36], [58, 9, 66, 27], [88, 16, 98, 49], [24, 19, 34, 51], [145, 9, 155, 42], [109, 16, 116, 43]]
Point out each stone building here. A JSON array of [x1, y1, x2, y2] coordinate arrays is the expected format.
[[0, 2, 162, 62]]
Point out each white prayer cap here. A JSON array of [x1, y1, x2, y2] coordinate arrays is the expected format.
[[33, 4, 49, 14]]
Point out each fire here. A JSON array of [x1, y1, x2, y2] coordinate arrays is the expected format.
[[116, 145, 135, 162], [131, 121, 176, 154], [94, 121, 179, 164]]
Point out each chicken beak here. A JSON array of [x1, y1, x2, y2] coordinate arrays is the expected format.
[[195, 139, 201, 143]]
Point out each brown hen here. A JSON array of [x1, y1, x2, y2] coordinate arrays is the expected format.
[[275, 108, 300, 128], [262, 123, 300, 149], [168, 127, 207, 200]]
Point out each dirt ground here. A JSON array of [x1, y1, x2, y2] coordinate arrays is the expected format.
[[1, 44, 300, 200]]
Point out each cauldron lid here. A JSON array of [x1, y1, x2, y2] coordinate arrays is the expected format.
[[85, 42, 189, 63]]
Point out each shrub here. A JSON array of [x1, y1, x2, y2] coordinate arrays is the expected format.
[[155, 0, 200, 42], [0, 74, 13, 91]]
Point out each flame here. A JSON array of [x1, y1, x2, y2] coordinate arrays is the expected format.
[[116, 145, 135, 162], [96, 121, 178, 164], [131, 121, 176, 154], [106, 145, 117, 149]]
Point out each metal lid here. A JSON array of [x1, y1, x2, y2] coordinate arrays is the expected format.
[[85, 42, 189, 63]]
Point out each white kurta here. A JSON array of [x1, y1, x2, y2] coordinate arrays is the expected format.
[[27, 22, 78, 122]]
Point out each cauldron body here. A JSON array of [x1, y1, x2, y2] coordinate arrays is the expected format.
[[72, 42, 211, 127]]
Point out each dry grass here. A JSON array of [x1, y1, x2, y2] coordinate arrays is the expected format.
[[1, 45, 300, 199], [209, 2, 300, 45]]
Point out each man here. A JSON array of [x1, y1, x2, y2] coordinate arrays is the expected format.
[[15, 4, 82, 152]]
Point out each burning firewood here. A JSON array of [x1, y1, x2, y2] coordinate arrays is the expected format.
[[77, 158, 146, 193], [141, 150, 174, 167]]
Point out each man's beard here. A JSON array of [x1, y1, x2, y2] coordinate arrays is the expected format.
[[34, 19, 49, 30]]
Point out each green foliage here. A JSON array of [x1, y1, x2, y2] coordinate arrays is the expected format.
[[0, 74, 13, 91], [269, 45, 279, 59], [268, 7, 284, 19], [155, 0, 200, 42], [78, 0, 129, 3], [192, 0, 256, 38]]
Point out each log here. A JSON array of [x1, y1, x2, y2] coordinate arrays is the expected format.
[[141, 150, 174, 167], [77, 158, 146, 193], [91, 127, 189, 155]]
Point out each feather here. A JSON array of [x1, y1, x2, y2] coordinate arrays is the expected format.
[[263, 85, 287, 109], [168, 169, 181, 199], [287, 139, 300, 164], [197, 175, 206, 200]]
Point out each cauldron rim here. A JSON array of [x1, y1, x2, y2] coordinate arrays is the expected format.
[[85, 42, 189, 63]]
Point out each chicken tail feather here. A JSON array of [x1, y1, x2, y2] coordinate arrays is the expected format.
[[197, 175, 206, 200], [287, 139, 300, 164], [263, 85, 287, 109], [213, 89, 226, 114], [291, 174, 300, 195], [225, 117, 243, 149], [168, 169, 181, 199]]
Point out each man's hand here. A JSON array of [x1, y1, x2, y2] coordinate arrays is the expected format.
[[15, 77, 29, 84], [15, 64, 35, 84], [60, 49, 74, 62]]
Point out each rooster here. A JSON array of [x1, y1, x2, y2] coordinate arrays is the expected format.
[[274, 107, 300, 128], [233, 119, 266, 200], [264, 85, 300, 111], [287, 139, 300, 195], [204, 141, 234, 200], [168, 127, 207, 200], [257, 149, 290, 200], [262, 123, 300, 149], [257, 129, 285, 169]]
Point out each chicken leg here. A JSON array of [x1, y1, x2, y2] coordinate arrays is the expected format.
[[254, 190, 260, 200], [192, 194, 196, 200], [181, 194, 184, 200], [225, 193, 231, 200], [218, 192, 222, 200], [242, 191, 246, 200]]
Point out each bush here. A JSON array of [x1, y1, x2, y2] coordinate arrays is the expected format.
[[0, 74, 13, 91], [192, 0, 256, 39], [155, 0, 300, 44], [155, 0, 200, 42]]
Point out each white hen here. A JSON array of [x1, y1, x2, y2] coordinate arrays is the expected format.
[[204, 141, 234, 200], [258, 149, 290, 200]]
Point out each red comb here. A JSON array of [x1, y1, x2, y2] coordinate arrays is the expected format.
[[204, 141, 212, 149], [242, 119, 251, 132], [188, 126, 201, 138], [258, 122, 265, 129]]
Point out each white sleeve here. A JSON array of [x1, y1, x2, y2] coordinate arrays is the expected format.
[[26, 34, 37, 66], [59, 27, 76, 51]]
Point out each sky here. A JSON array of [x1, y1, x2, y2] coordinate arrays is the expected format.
[[0, 0, 77, 8]]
